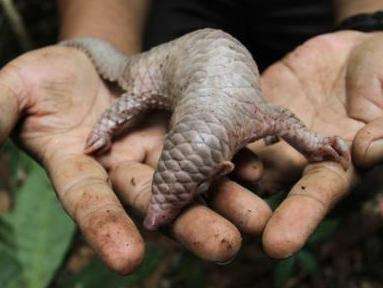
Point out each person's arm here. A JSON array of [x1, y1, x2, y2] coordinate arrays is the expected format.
[[334, 0, 383, 23], [58, 0, 149, 54]]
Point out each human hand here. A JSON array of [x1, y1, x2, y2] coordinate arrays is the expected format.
[[238, 30, 383, 258], [0, 45, 274, 274], [346, 33, 383, 168]]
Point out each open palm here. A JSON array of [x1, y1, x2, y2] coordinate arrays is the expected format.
[[246, 31, 382, 258]]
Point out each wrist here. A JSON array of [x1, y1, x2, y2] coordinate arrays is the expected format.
[[57, 0, 149, 54], [334, 0, 383, 23]]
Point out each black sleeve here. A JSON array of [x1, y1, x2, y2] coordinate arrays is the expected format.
[[143, 0, 246, 50], [143, 0, 333, 70]]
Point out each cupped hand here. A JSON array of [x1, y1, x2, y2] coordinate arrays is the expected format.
[[238, 31, 383, 258], [0, 45, 274, 274]]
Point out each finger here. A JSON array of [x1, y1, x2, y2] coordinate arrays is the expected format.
[[46, 154, 144, 275], [353, 116, 383, 168], [0, 65, 25, 145], [231, 147, 263, 183], [211, 179, 272, 236], [262, 162, 355, 259], [109, 162, 242, 263]]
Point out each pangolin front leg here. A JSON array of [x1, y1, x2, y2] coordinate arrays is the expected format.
[[85, 92, 170, 154]]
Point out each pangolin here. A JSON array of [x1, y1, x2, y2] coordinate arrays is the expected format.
[[61, 28, 350, 231]]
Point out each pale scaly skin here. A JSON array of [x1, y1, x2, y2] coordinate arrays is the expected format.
[[61, 29, 350, 231]]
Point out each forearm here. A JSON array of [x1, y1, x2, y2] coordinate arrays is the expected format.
[[334, 0, 383, 23], [57, 0, 149, 54]]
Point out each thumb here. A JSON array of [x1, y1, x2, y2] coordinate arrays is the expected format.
[[353, 116, 383, 168], [346, 36, 383, 168]]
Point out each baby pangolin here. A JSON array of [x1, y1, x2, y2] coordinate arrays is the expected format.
[[61, 28, 350, 231]]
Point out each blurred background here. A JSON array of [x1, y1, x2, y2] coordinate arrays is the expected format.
[[0, 1, 383, 287]]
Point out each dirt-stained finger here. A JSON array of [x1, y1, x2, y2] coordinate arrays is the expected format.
[[172, 204, 242, 263], [109, 161, 242, 263], [211, 179, 272, 236], [47, 154, 144, 275], [262, 162, 355, 259]]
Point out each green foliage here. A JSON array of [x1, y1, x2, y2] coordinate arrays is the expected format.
[[0, 146, 75, 288], [2, 140, 34, 187], [274, 257, 296, 288], [266, 191, 286, 210], [171, 253, 205, 288], [60, 245, 163, 288], [273, 250, 319, 287], [0, 245, 24, 288], [272, 219, 338, 287], [4, 162, 75, 288], [297, 250, 319, 276], [272, 219, 337, 287], [307, 218, 339, 246], [0, 218, 13, 248]]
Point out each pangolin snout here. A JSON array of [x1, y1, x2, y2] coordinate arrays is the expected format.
[[143, 204, 182, 231]]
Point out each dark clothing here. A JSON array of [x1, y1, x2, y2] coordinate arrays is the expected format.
[[144, 0, 333, 70]]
